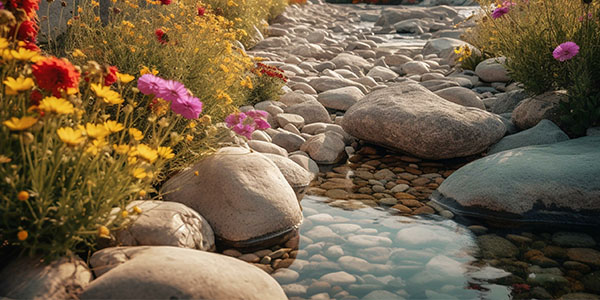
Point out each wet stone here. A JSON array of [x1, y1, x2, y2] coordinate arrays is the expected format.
[[478, 235, 519, 259], [552, 232, 596, 248], [238, 253, 260, 263], [567, 248, 600, 267], [272, 269, 300, 284]]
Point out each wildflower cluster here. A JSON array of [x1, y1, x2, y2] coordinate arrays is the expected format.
[[225, 110, 271, 139], [467, 0, 600, 135], [1, 0, 40, 51], [244, 62, 288, 105]]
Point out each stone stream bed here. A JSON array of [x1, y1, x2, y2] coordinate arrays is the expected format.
[[220, 146, 600, 300]]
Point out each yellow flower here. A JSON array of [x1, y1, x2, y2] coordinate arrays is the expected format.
[[121, 210, 129, 218], [104, 120, 124, 133], [72, 49, 86, 58], [157, 146, 175, 159], [3, 76, 34, 94], [17, 230, 28, 241], [90, 83, 124, 105], [129, 128, 143, 141], [135, 144, 158, 163], [116, 72, 135, 84], [86, 139, 107, 155], [10, 48, 40, 61], [3, 116, 38, 131], [140, 66, 159, 76], [18, 191, 29, 201], [38, 97, 74, 114], [84, 123, 110, 139], [57, 127, 85, 146], [0, 38, 8, 50], [133, 205, 143, 214], [113, 144, 130, 154], [131, 167, 147, 179], [97, 226, 110, 238], [0, 155, 11, 163]]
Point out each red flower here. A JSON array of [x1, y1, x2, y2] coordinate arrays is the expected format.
[[160, 0, 171, 4], [10, 0, 40, 18], [104, 65, 118, 86], [197, 6, 205, 16], [30, 90, 43, 106], [155, 28, 168, 44], [23, 41, 40, 52], [32, 57, 80, 97], [17, 20, 38, 42]]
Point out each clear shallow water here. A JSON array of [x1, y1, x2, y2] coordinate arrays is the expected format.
[[275, 195, 512, 299]]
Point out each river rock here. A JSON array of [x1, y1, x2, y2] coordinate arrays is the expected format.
[[300, 132, 346, 164], [285, 100, 332, 124], [0, 255, 92, 299], [272, 131, 306, 152], [115, 200, 215, 251], [81, 246, 286, 299], [317, 86, 364, 111], [489, 89, 529, 114], [434, 87, 485, 109], [475, 57, 510, 83], [367, 66, 399, 82], [248, 140, 289, 157], [434, 136, 600, 226], [162, 147, 302, 248], [309, 77, 368, 94], [330, 53, 372, 71], [512, 90, 566, 130], [262, 153, 314, 202], [488, 120, 569, 154], [342, 83, 506, 160]]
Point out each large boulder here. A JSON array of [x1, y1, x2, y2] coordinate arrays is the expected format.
[[114, 200, 215, 251], [433, 136, 600, 226], [81, 246, 287, 300], [512, 90, 566, 130], [342, 83, 506, 160], [488, 120, 569, 155], [261, 153, 315, 202], [162, 147, 302, 248], [0, 255, 92, 299]]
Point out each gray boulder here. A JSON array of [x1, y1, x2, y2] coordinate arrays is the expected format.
[[488, 120, 569, 155], [434, 136, 600, 226], [0, 255, 92, 299], [285, 100, 332, 124], [317, 86, 365, 111], [489, 89, 529, 114], [81, 246, 287, 300], [512, 90, 566, 130], [301, 132, 346, 164], [162, 147, 302, 248], [434, 86, 485, 109], [342, 83, 506, 160], [115, 201, 215, 251]]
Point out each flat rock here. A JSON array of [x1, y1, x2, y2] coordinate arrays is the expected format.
[[434, 136, 600, 226], [319, 271, 356, 286], [81, 246, 286, 299], [342, 83, 506, 160], [488, 120, 569, 155], [317, 86, 364, 111], [285, 100, 332, 124], [162, 147, 302, 247], [0, 256, 92, 300], [115, 200, 215, 251]]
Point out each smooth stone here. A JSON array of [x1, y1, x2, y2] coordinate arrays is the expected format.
[[325, 245, 345, 259], [162, 147, 301, 247], [583, 272, 600, 294], [475, 57, 510, 83], [552, 232, 596, 247], [289, 154, 320, 176], [329, 223, 362, 234], [262, 153, 314, 202], [305, 226, 342, 242], [309, 76, 368, 94], [342, 83, 505, 160], [272, 131, 306, 153], [434, 87, 485, 109], [567, 248, 600, 267], [347, 235, 393, 248], [319, 271, 356, 286], [272, 269, 300, 284], [422, 38, 477, 65], [276, 113, 305, 129], [363, 290, 403, 300], [280, 92, 317, 106], [115, 200, 215, 251], [512, 90, 566, 130], [434, 136, 600, 226], [317, 86, 364, 111], [489, 89, 529, 114], [282, 284, 307, 297], [527, 273, 569, 289], [356, 247, 392, 264], [285, 100, 332, 124], [400, 61, 430, 75], [300, 132, 345, 164], [248, 140, 289, 157], [367, 66, 399, 82], [338, 256, 373, 274], [478, 235, 519, 258], [330, 53, 372, 71], [81, 246, 286, 299], [396, 226, 454, 245], [0, 255, 92, 300], [488, 120, 569, 155]]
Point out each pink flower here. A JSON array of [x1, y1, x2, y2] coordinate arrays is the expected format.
[[245, 110, 268, 119], [171, 95, 203, 119], [231, 124, 254, 139], [225, 112, 247, 127], [157, 79, 188, 102], [137, 74, 165, 96], [197, 6, 205, 16], [553, 42, 580, 62], [491, 6, 510, 19], [253, 118, 270, 130], [225, 110, 271, 139]]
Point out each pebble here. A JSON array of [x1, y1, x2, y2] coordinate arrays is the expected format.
[[238, 253, 260, 263], [272, 268, 300, 284], [320, 271, 357, 285]]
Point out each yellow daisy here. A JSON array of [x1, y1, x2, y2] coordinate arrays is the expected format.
[[38, 97, 74, 115], [104, 120, 124, 133], [90, 83, 124, 105], [3, 76, 34, 95], [157, 146, 175, 159], [3, 116, 37, 131], [57, 127, 85, 146], [135, 144, 158, 163]]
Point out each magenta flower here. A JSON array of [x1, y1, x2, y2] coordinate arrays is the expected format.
[[157, 79, 188, 102], [225, 110, 270, 139], [491, 6, 510, 19], [137, 74, 165, 95], [553, 42, 580, 62], [171, 95, 203, 119]]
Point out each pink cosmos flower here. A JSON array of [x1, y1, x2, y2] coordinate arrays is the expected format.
[[225, 110, 270, 139], [553, 42, 580, 62], [231, 124, 254, 139], [491, 6, 510, 19], [225, 112, 247, 128], [157, 79, 188, 102], [245, 110, 268, 119], [137, 74, 165, 95], [171, 95, 203, 119]]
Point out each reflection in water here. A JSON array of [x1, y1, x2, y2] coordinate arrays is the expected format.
[[273, 195, 511, 299]]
